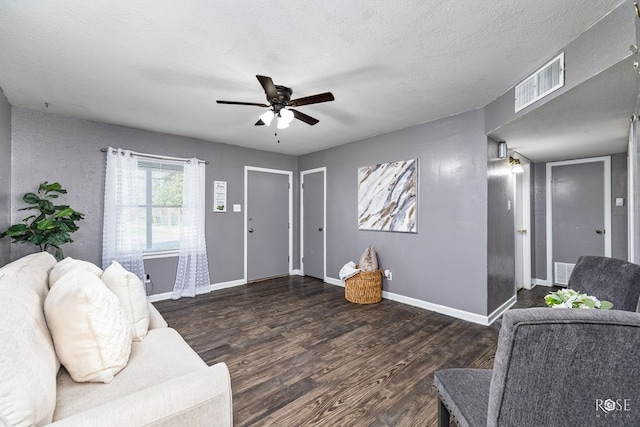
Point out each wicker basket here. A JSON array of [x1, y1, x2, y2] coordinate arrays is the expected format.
[[345, 268, 383, 304]]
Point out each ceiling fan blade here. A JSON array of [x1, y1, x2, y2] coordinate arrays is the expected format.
[[216, 100, 269, 107], [255, 119, 265, 126], [289, 92, 335, 107], [291, 109, 319, 126], [256, 75, 278, 100]]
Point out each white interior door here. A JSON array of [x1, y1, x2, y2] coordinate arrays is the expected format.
[[514, 155, 531, 290], [301, 168, 326, 280], [244, 166, 292, 283], [546, 157, 611, 286]]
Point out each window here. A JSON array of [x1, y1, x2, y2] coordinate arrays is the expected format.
[[137, 160, 184, 254]]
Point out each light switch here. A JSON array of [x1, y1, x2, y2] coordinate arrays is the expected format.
[[615, 198, 624, 207], [233, 204, 241, 212], [507, 200, 512, 211]]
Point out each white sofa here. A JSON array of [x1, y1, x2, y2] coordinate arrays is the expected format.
[[0, 252, 232, 426]]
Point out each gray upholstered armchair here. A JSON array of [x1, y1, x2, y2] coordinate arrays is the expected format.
[[568, 255, 640, 312], [434, 308, 640, 426]]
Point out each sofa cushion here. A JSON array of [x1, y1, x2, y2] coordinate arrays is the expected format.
[[0, 252, 59, 426], [148, 301, 169, 329], [101, 261, 150, 341], [0, 251, 57, 300], [54, 327, 208, 420], [44, 269, 132, 383], [48, 256, 103, 288]]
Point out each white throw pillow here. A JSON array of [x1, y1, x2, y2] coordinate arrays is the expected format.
[[48, 256, 103, 288], [101, 261, 150, 341], [44, 269, 132, 383]]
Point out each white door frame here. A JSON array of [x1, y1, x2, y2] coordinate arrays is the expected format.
[[300, 167, 327, 281], [629, 121, 637, 263], [513, 154, 532, 290], [244, 166, 293, 283], [546, 156, 612, 284]]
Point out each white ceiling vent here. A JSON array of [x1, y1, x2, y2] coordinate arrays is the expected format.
[[515, 52, 565, 112]]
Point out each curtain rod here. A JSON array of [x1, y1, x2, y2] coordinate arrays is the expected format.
[[101, 148, 209, 164]]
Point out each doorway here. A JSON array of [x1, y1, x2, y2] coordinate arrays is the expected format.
[[300, 167, 326, 280], [513, 155, 531, 290], [546, 157, 611, 286], [244, 166, 293, 282]]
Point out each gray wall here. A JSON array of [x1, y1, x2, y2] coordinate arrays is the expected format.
[[10, 108, 299, 295], [486, 139, 515, 313], [299, 109, 490, 316], [532, 154, 628, 281], [485, 1, 635, 134], [611, 153, 628, 260], [0, 88, 10, 266]]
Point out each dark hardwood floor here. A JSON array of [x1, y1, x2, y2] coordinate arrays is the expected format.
[[154, 277, 552, 426]]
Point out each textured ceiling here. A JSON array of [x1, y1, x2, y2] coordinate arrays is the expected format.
[[0, 0, 626, 156]]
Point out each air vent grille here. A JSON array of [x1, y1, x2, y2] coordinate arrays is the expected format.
[[554, 261, 575, 285], [515, 53, 564, 112]]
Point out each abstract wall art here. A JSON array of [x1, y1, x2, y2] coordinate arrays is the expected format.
[[358, 158, 418, 233]]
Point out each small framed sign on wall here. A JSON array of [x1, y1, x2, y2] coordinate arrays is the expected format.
[[213, 180, 227, 212], [358, 158, 418, 233]]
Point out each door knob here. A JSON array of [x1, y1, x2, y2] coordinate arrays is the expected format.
[[318, 227, 323, 232], [595, 229, 604, 234], [248, 228, 254, 233], [517, 229, 527, 235]]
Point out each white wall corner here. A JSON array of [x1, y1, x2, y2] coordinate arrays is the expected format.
[[487, 295, 517, 325], [532, 278, 552, 287]]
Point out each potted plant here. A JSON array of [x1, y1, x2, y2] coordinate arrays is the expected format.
[[1, 181, 84, 260]]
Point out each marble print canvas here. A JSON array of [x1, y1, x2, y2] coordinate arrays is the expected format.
[[358, 159, 417, 233]]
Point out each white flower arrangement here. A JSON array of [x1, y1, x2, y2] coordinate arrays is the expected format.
[[544, 288, 613, 310]]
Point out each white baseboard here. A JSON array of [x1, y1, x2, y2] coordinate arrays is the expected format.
[[148, 278, 247, 302], [290, 269, 302, 276], [211, 278, 246, 291], [487, 295, 517, 325], [532, 278, 552, 287], [325, 276, 510, 326], [147, 292, 173, 303], [324, 276, 343, 287]]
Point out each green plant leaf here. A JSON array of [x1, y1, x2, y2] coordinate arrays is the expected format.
[[22, 193, 40, 204], [54, 207, 76, 218], [600, 301, 614, 310], [41, 182, 66, 195], [4, 224, 29, 235], [36, 219, 55, 230], [38, 200, 55, 215]]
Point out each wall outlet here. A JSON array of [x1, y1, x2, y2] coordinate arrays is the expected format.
[[384, 269, 392, 280]]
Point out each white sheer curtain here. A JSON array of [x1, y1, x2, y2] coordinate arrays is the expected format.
[[102, 147, 146, 281], [172, 159, 211, 299]]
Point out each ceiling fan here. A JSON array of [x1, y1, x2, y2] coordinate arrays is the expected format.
[[216, 75, 334, 128]]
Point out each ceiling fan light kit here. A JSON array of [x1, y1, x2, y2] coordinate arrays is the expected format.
[[217, 75, 334, 129], [259, 110, 275, 126]]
